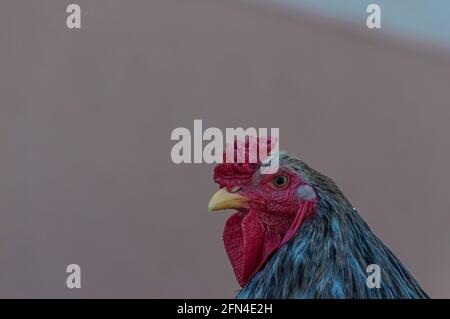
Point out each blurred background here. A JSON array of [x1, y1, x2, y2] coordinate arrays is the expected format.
[[0, 0, 449, 298], [247, 0, 450, 49]]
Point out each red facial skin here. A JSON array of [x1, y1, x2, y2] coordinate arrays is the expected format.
[[221, 168, 317, 287]]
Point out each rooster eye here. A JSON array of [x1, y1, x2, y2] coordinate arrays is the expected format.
[[273, 175, 289, 188]]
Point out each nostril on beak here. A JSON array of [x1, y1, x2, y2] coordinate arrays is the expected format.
[[230, 186, 243, 193]]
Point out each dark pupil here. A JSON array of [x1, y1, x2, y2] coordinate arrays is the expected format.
[[275, 176, 286, 186]]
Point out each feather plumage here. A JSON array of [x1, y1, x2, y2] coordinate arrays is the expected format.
[[236, 153, 429, 299]]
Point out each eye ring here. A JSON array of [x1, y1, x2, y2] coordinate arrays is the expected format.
[[273, 175, 289, 188]]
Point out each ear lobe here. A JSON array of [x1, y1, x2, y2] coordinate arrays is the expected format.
[[296, 184, 316, 201]]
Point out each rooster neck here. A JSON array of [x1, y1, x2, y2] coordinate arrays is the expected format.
[[236, 194, 429, 299]]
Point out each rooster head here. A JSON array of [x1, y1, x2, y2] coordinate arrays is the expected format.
[[208, 138, 318, 287]]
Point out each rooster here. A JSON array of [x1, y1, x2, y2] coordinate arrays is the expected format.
[[208, 139, 429, 298]]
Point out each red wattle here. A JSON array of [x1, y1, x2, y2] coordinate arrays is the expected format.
[[223, 202, 316, 287], [223, 211, 280, 287]]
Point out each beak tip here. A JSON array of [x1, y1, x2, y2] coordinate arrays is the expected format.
[[208, 203, 221, 212]]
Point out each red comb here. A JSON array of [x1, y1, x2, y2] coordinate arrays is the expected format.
[[213, 137, 275, 189]]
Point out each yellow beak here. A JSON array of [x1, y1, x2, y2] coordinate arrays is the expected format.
[[208, 188, 249, 212]]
